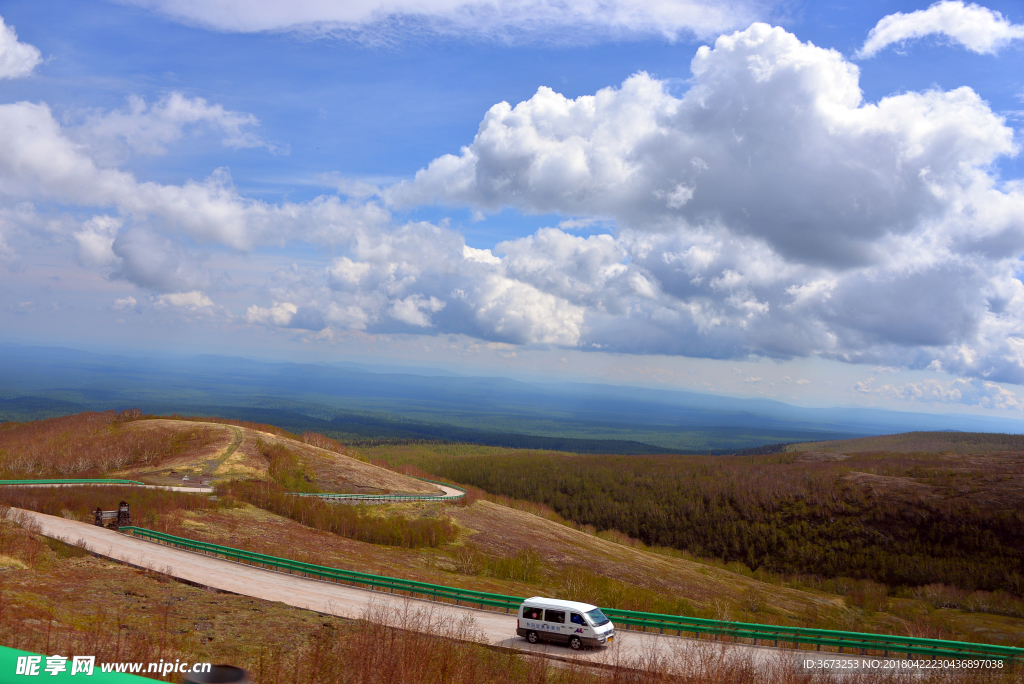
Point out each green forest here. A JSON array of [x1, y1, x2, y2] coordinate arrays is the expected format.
[[371, 445, 1024, 595]]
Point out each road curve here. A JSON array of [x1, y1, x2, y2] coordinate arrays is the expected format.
[[16, 509, 846, 672], [0, 478, 456, 502], [3, 483, 214, 493]]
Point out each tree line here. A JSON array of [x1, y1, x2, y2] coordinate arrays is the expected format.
[[375, 448, 1024, 594]]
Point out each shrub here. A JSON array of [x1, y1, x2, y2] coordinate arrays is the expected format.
[[227, 481, 459, 549]]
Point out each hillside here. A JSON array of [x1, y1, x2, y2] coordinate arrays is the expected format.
[[1, 415, 1023, 653], [367, 443, 1024, 598], [0, 411, 438, 495], [788, 431, 1024, 455]]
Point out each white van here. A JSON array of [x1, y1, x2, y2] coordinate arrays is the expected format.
[[516, 597, 615, 650]]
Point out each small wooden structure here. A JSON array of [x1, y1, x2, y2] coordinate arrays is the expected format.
[[94, 501, 131, 529]]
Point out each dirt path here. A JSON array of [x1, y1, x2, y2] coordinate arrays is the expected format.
[[205, 426, 243, 476], [15, 509, 857, 671]]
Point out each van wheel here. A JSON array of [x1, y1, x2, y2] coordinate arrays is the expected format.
[[526, 631, 539, 644], [569, 636, 583, 650]]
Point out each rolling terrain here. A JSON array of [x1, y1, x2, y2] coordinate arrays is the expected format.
[[2, 412, 1022, 655], [8, 344, 1024, 453]]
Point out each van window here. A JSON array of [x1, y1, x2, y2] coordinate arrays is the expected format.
[[544, 610, 565, 624], [585, 608, 610, 626], [524, 607, 543, 620], [570, 613, 586, 625]]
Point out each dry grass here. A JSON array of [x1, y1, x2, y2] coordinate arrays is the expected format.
[[0, 410, 439, 496], [138, 419, 439, 494], [1, 517, 1018, 684], [789, 432, 1024, 455], [0, 412, 219, 478]]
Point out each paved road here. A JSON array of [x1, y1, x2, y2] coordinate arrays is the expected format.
[[16, 509, 850, 672]]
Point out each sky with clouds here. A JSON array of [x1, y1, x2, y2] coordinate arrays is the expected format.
[[1, 0, 1024, 415]]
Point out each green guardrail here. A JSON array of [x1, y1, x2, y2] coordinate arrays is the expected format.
[[0, 479, 146, 486], [0, 477, 462, 503], [119, 526, 1023, 663], [598, 608, 1024, 661], [120, 526, 521, 612]]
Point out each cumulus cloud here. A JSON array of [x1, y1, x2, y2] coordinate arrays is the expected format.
[[858, 1, 1024, 58], [0, 101, 388, 251], [112, 295, 138, 310], [246, 301, 326, 330], [155, 290, 215, 309], [385, 23, 1024, 381], [74, 215, 122, 266], [854, 377, 1024, 410], [70, 92, 278, 163], [6, 20, 1024, 394], [120, 0, 759, 41], [111, 228, 216, 293], [0, 14, 41, 80]]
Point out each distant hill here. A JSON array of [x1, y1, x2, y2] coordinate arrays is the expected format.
[[788, 431, 1024, 455], [4, 343, 1024, 452]]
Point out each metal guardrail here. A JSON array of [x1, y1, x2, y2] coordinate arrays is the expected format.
[[599, 608, 1023, 661], [118, 526, 1023, 663], [0, 477, 463, 502], [120, 526, 520, 611], [292, 478, 466, 502], [0, 479, 146, 486]]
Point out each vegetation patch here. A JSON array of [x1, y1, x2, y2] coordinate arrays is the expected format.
[[226, 481, 459, 549], [369, 446, 1024, 599], [0, 411, 218, 478]]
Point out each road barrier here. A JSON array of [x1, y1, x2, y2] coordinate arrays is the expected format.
[[0, 477, 464, 503], [292, 479, 465, 502], [118, 526, 1023, 663], [120, 526, 520, 612], [0, 479, 146, 486]]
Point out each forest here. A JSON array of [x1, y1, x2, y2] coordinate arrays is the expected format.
[[372, 446, 1024, 595]]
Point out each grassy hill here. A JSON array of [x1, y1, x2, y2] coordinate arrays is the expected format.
[[1, 414, 1022, 656], [788, 430, 1024, 455], [366, 442, 1024, 599]]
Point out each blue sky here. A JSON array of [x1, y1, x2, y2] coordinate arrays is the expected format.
[[1, 0, 1024, 416]]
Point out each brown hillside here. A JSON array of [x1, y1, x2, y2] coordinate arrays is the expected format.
[[0, 412, 438, 495], [788, 431, 1024, 455]]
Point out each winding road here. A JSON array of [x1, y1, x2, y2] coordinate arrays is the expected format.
[[17, 508, 848, 673]]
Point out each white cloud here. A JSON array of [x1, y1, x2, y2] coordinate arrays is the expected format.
[[71, 92, 277, 163], [74, 215, 122, 266], [155, 291, 215, 309], [247, 301, 297, 326], [112, 296, 138, 310], [854, 377, 1024, 411], [858, 1, 1024, 58], [0, 14, 41, 80], [0, 101, 389, 252], [111, 228, 216, 293], [390, 294, 446, 327], [6, 20, 1024, 391], [246, 300, 327, 331], [384, 23, 1024, 381], [120, 0, 760, 41]]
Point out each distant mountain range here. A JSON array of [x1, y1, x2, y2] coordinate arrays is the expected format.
[[2, 343, 1023, 453]]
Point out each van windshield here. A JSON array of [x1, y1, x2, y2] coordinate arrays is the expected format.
[[586, 608, 610, 626]]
